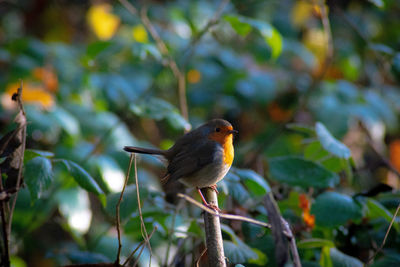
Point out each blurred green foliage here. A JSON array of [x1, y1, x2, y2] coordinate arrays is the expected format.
[[1, 0, 400, 266]]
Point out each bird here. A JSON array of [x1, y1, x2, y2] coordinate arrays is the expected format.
[[124, 119, 237, 211]]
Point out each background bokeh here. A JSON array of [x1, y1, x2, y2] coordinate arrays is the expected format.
[[0, 0, 400, 266]]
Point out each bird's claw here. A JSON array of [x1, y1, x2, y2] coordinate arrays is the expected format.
[[209, 184, 219, 194], [205, 203, 221, 212]]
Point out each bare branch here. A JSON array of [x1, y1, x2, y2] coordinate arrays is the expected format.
[[123, 226, 158, 267], [115, 153, 134, 265], [8, 80, 27, 245], [281, 218, 301, 267], [177, 193, 272, 230], [133, 154, 153, 266], [202, 188, 226, 266], [367, 203, 400, 265], [0, 170, 10, 267]]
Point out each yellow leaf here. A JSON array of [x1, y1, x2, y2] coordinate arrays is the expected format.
[[291, 1, 313, 27], [4, 82, 54, 109], [187, 69, 201, 84], [132, 24, 148, 43], [303, 28, 327, 63], [87, 4, 120, 40]]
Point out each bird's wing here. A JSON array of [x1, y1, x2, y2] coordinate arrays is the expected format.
[[166, 140, 221, 183]]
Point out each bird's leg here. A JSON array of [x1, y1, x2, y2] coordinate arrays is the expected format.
[[209, 184, 219, 194], [196, 187, 221, 212]]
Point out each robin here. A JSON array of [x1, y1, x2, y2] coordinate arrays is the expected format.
[[124, 119, 237, 210]]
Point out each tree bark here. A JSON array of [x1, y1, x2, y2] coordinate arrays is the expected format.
[[202, 188, 226, 267]]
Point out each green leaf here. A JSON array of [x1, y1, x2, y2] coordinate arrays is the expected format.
[[311, 192, 362, 228], [268, 156, 339, 189], [105, 185, 147, 221], [371, 254, 400, 267], [24, 156, 53, 201], [51, 106, 80, 136], [320, 246, 333, 267], [56, 187, 92, 234], [245, 18, 283, 59], [330, 247, 363, 267], [223, 15, 283, 59], [225, 177, 251, 205], [224, 240, 258, 264], [248, 248, 268, 266], [286, 123, 315, 135], [367, 0, 384, 8], [224, 15, 252, 36], [235, 169, 270, 196], [59, 160, 103, 195], [316, 122, 351, 159], [366, 198, 400, 232], [86, 40, 111, 59], [297, 238, 335, 249], [24, 149, 54, 163], [130, 98, 190, 131], [304, 141, 329, 161]]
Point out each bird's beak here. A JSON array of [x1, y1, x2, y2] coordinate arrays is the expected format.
[[229, 129, 238, 135]]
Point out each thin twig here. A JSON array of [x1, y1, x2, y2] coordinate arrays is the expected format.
[[118, 0, 189, 122], [177, 193, 274, 230], [181, 0, 230, 68], [133, 154, 153, 266], [367, 203, 400, 265], [123, 226, 158, 266], [195, 247, 207, 267], [164, 202, 181, 266], [317, 0, 333, 71], [281, 218, 301, 267], [115, 153, 134, 265], [0, 170, 10, 267], [8, 80, 27, 238]]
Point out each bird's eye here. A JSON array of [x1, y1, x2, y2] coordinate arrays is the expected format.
[[215, 127, 221, 132]]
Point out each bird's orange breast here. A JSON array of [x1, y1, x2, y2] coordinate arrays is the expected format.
[[208, 128, 235, 166], [222, 135, 234, 166]]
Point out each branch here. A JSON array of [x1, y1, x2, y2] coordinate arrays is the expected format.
[[7, 80, 27, 252], [132, 154, 153, 265], [123, 226, 157, 266], [201, 188, 226, 267], [264, 193, 301, 267], [115, 154, 134, 265], [181, 0, 230, 68], [0, 170, 10, 267], [367, 203, 400, 265], [281, 218, 301, 267], [118, 0, 189, 123], [263, 193, 289, 267], [177, 193, 272, 229]]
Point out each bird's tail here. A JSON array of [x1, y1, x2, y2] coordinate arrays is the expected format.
[[123, 146, 166, 155]]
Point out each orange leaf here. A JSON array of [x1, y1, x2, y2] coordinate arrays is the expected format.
[[33, 66, 58, 92], [5, 82, 54, 109], [302, 211, 315, 229], [390, 139, 400, 172], [299, 193, 310, 212]]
